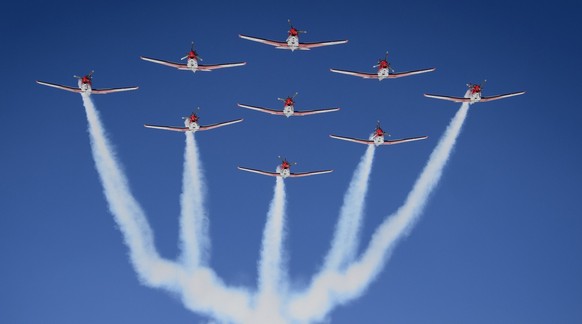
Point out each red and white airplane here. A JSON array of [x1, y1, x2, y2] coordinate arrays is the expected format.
[[239, 19, 348, 51], [238, 157, 333, 179], [237, 92, 340, 118], [144, 111, 243, 133], [331, 52, 435, 81], [424, 80, 526, 104], [330, 121, 428, 147], [140, 42, 246, 73], [36, 71, 138, 95]]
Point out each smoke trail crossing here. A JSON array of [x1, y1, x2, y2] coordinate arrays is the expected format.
[[288, 103, 470, 322], [82, 95, 253, 323], [323, 145, 376, 271], [82, 90, 470, 323]]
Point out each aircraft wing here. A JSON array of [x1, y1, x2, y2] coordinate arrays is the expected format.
[[237, 166, 280, 177], [298, 40, 348, 49], [289, 169, 334, 178], [480, 91, 526, 102], [239, 34, 287, 48], [92, 86, 139, 94], [198, 62, 247, 71], [237, 103, 285, 116], [293, 108, 340, 116], [424, 93, 470, 103], [140, 56, 189, 70], [388, 68, 436, 79], [383, 136, 428, 145], [199, 119, 244, 131], [330, 69, 378, 79], [144, 124, 189, 132], [36, 80, 82, 93], [329, 134, 374, 145]]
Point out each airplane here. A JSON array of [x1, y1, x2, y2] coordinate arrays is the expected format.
[[239, 19, 348, 51], [144, 111, 243, 133], [140, 42, 246, 72], [424, 80, 526, 104], [330, 52, 435, 80], [330, 121, 428, 146], [36, 71, 138, 95], [237, 92, 340, 118], [238, 157, 333, 179]]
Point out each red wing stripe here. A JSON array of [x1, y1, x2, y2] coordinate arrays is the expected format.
[[140, 56, 185, 69], [237, 166, 279, 177], [383, 136, 428, 145], [198, 62, 247, 71], [329, 134, 374, 145], [239, 34, 286, 47], [293, 108, 340, 116], [330, 69, 378, 79], [36, 80, 81, 93], [144, 124, 188, 132], [480, 91, 526, 102], [424, 94, 469, 103], [199, 119, 244, 131], [92, 86, 139, 94], [388, 67, 436, 79], [289, 170, 334, 178], [237, 103, 284, 115], [299, 40, 348, 48]]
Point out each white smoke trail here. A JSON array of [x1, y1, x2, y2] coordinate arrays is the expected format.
[[82, 89, 470, 323], [254, 177, 288, 324], [288, 103, 469, 322], [82, 94, 253, 323], [179, 132, 210, 269], [82, 94, 181, 288], [323, 145, 376, 271]]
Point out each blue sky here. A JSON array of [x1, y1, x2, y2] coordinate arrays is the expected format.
[[1, 0, 581, 323]]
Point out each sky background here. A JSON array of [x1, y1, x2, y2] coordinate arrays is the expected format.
[[2, 0, 582, 323]]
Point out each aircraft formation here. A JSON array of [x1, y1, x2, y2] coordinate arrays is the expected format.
[[36, 20, 525, 180]]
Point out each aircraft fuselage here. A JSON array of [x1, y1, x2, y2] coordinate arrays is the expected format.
[[283, 105, 294, 117], [286, 35, 299, 51], [187, 58, 199, 72]]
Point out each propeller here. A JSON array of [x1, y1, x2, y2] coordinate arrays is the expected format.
[[373, 51, 389, 68], [278, 156, 297, 166], [182, 107, 200, 120], [74, 70, 94, 79], [376, 120, 390, 137], [181, 41, 202, 61], [287, 19, 307, 34], [277, 92, 298, 102]]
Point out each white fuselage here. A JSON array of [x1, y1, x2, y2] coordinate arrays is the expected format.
[[187, 58, 199, 72], [286, 35, 299, 51], [377, 68, 390, 81], [277, 166, 290, 178], [372, 134, 385, 146], [283, 105, 294, 117], [78, 80, 92, 94], [465, 89, 481, 104], [184, 118, 200, 132]]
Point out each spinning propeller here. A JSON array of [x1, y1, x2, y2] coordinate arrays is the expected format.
[[181, 41, 203, 61]]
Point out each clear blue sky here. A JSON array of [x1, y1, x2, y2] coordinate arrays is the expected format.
[[1, 0, 581, 323]]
